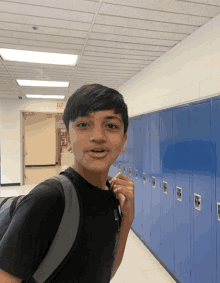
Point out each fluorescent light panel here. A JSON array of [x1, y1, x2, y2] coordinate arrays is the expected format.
[[17, 80, 69, 87], [26, 94, 65, 99], [0, 48, 78, 66]]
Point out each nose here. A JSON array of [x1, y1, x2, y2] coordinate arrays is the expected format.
[[90, 126, 107, 141]]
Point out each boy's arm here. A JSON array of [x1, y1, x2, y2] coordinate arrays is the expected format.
[[0, 268, 21, 283]]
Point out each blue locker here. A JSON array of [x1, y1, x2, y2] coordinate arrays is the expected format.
[[141, 115, 152, 245], [130, 116, 143, 238], [191, 99, 215, 283], [123, 118, 133, 178], [135, 115, 146, 241], [173, 104, 192, 283], [160, 109, 175, 275], [149, 112, 161, 256], [211, 96, 220, 283]]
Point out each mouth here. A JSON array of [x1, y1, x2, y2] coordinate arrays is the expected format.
[[87, 150, 108, 159]]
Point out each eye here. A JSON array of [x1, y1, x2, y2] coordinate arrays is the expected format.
[[76, 123, 87, 128], [108, 124, 118, 129], [76, 123, 118, 129]]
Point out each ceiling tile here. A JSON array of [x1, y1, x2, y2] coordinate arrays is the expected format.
[[1, 2, 94, 23], [87, 39, 171, 52], [0, 43, 82, 55], [95, 14, 198, 34], [176, 0, 220, 6], [92, 24, 188, 41], [0, 22, 88, 39], [3, 0, 99, 13], [99, 3, 211, 25], [0, 37, 84, 51], [0, 30, 86, 45], [85, 45, 164, 56], [89, 32, 177, 46], [103, 0, 220, 17], [79, 58, 149, 68], [83, 50, 159, 60], [0, 11, 91, 32], [82, 55, 153, 65]]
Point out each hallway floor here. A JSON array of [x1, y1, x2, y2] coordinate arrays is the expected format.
[[0, 148, 177, 282]]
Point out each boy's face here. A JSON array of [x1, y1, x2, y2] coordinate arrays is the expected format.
[[68, 110, 127, 173]]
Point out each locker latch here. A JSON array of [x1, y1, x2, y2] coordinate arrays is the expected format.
[[123, 165, 126, 174], [163, 181, 167, 194], [118, 163, 121, 171], [194, 194, 201, 211], [217, 203, 220, 221], [152, 177, 155, 188], [177, 187, 182, 201], [135, 170, 138, 179], [129, 167, 132, 176], [143, 173, 146, 184]]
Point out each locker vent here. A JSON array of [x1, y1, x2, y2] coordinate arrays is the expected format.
[[143, 173, 146, 184], [163, 181, 167, 194], [217, 203, 220, 221], [152, 177, 155, 188], [177, 187, 182, 201], [194, 194, 201, 211]]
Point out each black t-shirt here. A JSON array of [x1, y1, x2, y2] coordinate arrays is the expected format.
[[0, 167, 121, 283]]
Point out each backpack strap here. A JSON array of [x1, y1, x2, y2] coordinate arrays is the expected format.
[[0, 197, 13, 209], [32, 174, 80, 283], [9, 196, 24, 219]]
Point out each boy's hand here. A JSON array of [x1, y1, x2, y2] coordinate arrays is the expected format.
[[109, 172, 134, 224]]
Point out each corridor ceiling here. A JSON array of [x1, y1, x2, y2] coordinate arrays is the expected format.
[[0, 0, 220, 101]]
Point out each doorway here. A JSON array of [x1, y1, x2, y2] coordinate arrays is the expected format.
[[21, 111, 66, 186]]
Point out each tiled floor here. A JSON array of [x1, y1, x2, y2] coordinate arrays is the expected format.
[[0, 148, 177, 283]]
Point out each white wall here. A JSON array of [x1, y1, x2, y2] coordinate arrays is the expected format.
[[0, 100, 64, 185], [1, 12, 220, 185], [118, 13, 220, 117]]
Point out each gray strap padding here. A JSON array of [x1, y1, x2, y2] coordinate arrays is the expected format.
[[32, 174, 80, 283]]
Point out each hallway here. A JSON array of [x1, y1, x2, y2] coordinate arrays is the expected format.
[[0, 148, 176, 283]]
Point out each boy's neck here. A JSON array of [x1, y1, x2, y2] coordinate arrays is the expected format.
[[72, 164, 109, 191]]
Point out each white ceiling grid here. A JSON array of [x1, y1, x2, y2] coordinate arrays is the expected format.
[[0, 0, 219, 100]]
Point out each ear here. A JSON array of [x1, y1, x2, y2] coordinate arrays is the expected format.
[[121, 132, 127, 153]]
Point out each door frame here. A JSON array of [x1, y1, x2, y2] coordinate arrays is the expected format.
[[20, 110, 64, 186]]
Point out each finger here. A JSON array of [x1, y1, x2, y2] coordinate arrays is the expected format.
[[111, 179, 133, 188], [113, 172, 134, 183]]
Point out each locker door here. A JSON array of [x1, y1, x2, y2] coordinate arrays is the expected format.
[[173, 104, 191, 283], [160, 109, 175, 274], [123, 119, 133, 178], [211, 96, 220, 283], [149, 112, 161, 255], [142, 115, 152, 245], [127, 118, 135, 181], [131, 116, 143, 238], [191, 99, 215, 283]]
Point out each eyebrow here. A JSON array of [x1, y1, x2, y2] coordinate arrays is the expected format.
[[83, 115, 122, 123]]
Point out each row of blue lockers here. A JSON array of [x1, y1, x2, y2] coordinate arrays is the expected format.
[[109, 93, 220, 283]]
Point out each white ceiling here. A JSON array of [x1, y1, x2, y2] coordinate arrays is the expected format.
[[0, 0, 220, 101]]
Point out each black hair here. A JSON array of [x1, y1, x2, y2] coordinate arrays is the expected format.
[[63, 84, 129, 135]]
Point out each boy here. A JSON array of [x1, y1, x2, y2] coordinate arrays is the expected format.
[[0, 84, 130, 282]]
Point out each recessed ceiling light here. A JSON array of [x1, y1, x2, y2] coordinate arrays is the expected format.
[[17, 80, 69, 87], [0, 48, 78, 66]]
